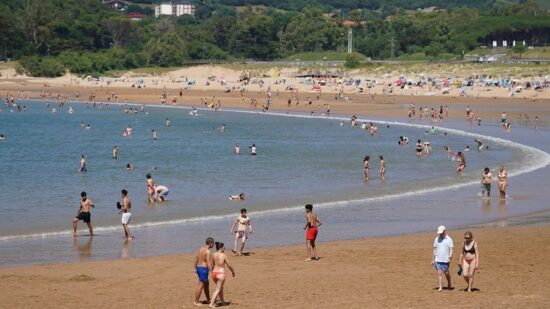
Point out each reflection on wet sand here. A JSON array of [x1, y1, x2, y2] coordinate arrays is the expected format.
[[481, 198, 492, 215], [120, 239, 132, 259], [498, 198, 507, 216], [72, 236, 93, 260]]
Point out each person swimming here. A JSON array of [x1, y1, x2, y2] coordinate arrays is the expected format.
[[229, 193, 245, 200], [475, 139, 484, 151], [398, 136, 409, 145]]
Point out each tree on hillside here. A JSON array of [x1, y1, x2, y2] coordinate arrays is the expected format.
[[143, 32, 187, 67], [512, 44, 527, 59], [104, 17, 135, 48], [22, 0, 44, 53]]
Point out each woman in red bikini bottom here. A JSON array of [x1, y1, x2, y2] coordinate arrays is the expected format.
[[209, 242, 236, 308]]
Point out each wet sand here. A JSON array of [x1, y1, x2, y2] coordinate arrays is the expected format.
[[1, 225, 549, 308]]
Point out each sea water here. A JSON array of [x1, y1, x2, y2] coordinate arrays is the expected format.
[[0, 101, 549, 267]]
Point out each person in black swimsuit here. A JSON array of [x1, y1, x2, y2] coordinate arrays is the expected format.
[[458, 231, 479, 292], [416, 139, 423, 157]]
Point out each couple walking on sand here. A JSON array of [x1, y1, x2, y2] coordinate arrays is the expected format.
[[193, 204, 322, 306], [193, 237, 235, 308], [432, 226, 480, 292]]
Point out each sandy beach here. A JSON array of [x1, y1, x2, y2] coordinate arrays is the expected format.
[[1, 64, 550, 123], [2, 64, 550, 308], [1, 224, 549, 308]]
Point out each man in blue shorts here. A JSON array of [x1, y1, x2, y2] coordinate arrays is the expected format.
[[194, 237, 214, 306], [432, 225, 453, 291]]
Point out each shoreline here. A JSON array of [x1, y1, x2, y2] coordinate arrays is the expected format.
[[1, 102, 548, 245]]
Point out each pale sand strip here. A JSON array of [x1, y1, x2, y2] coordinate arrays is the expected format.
[[2, 81, 550, 123]]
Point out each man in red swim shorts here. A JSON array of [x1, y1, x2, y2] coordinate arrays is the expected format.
[[304, 204, 322, 261]]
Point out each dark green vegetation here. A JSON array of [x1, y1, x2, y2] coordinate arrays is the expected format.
[[0, 0, 548, 76]]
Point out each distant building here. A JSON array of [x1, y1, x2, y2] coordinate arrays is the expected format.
[[127, 12, 145, 21], [341, 20, 366, 26], [103, 0, 129, 11], [155, 1, 195, 18], [323, 13, 337, 18], [417, 6, 446, 13]]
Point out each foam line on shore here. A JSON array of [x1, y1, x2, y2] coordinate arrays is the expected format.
[[3, 101, 549, 241]]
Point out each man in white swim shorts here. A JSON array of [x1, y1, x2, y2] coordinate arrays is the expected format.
[[118, 189, 133, 240]]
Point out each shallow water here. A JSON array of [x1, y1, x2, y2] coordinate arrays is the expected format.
[[0, 101, 549, 267]]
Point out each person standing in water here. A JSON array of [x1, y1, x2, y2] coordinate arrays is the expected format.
[[72, 191, 95, 236], [209, 242, 236, 308], [118, 189, 133, 240], [416, 139, 423, 157], [79, 154, 87, 173], [113, 145, 118, 160], [152, 129, 158, 141], [498, 165, 508, 198], [234, 144, 240, 154], [304, 204, 321, 261], [194, 237, 214, 306], [481, 167, 492, 198], [363, 156, 370, 180], [379, 155, 385, 180], [230, 208, 252, 256], [423, 139, 431, 156], [249, 144, 257, 156], [146, 173, 155, 203], [456, 152, 465, 175]]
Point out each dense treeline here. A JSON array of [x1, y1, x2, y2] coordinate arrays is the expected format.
[[0, 0, 548, 76]]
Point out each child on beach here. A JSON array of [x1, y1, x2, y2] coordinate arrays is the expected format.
[[230, 208, 252, 256]]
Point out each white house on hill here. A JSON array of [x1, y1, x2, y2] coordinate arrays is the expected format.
[[155, 1, 195, 18]]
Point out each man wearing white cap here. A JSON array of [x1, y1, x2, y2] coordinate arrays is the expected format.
[[432, 225, 453, 291]]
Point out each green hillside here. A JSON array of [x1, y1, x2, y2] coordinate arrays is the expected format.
[[0, 0, 548, 77]]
